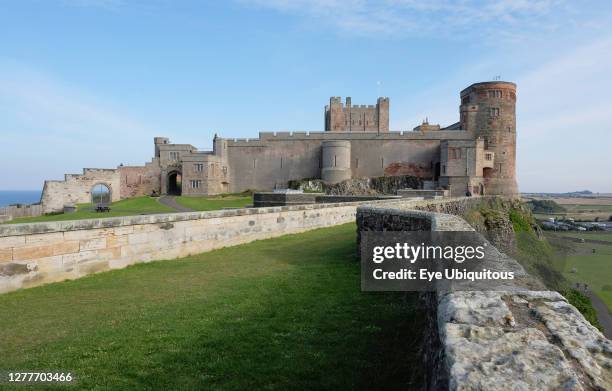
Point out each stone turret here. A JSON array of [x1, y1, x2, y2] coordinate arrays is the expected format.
[[321, 140, 351, 183], [460, 81, 518, 196], [154, 137, 169, 158], [324, 97, 389, 132]]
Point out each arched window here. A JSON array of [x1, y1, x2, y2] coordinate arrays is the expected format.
[[92, 183, 111, 204]]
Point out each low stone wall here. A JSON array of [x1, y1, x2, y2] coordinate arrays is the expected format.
[[0, 204, 43, 223], [252, 192, 401, 207], [252, 192, 322, 207], [396, 188, 449, 198], [0, 197, 487, 295], [356, 204, 612, 390], [314, 195, 401, 203], [0, 201, 370, 294]]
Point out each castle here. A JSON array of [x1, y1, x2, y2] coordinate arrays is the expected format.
[[40, 81, 518, 212]]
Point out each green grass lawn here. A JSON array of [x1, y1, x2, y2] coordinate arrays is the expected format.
[[6, 197, 174, 224], [175, 194, 252, 211], [547, 231, 612, 312], [0, 223, 424, 390], [555, 231, 612, 243]]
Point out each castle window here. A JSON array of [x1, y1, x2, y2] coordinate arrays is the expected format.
[[190, 180, 202, 189], [485, 153, 493, 161], [442, 165, 446, 174], [488, 90, 502, 98], [489, 107, 500, 117], [334, 155, 337, 167], [449, 148, 461, 159], [169, 151, 179, 161], [194, 163, 204, 172]]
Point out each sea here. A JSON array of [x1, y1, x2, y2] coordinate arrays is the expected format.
[[0, 190, 42, 207]]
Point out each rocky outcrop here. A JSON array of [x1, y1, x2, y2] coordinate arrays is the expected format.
[[289, 175, 423, 196]]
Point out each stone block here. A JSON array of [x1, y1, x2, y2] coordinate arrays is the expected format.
[[25, 232, 64, 245], [13, 245, 54, 260], [36, 255, 64, 274], [79, 238, 107, 251], [0, 236, 26, 248], [52, 241, 80, 256], [107, 235, 128, 248], [0, 248, 12, 262]]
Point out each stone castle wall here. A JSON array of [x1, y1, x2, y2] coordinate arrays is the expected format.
[[118, 162, 162, 199], [224, 132, 468, 193], [0, 204, 43, 223], [41, 169, 122, 213]]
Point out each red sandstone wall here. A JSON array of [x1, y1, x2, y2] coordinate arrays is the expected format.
[[119, 164, 161, 199]]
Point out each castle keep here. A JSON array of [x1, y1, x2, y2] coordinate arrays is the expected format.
[[40, 81, 519, 212]]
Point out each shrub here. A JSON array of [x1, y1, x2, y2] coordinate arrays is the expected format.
[[562, 289, 603, 331], [509, 210, 532, 233], [526, 199, 565, 214]]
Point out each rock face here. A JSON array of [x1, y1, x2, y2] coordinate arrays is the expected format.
[[289, 175, 423, 196], [356, 203, 612, 390]]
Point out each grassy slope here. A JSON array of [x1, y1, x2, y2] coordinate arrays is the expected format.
[[175, 195, 252, 211], [6, 197, 174, 224], [463, 199, 603, 329], [0, 223, 424, 390], [546, 231, 612, 312]]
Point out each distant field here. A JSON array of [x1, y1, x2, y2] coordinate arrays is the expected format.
[[542, 197, 612, 206], [175, 195, 252, 211], [547, 230, 612, 312], [5, 197, 174, 224], [528, 196, 612, 221]]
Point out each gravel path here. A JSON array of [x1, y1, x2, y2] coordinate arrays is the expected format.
[[587, 290, 612, 339], [158, 196, 194, 212]]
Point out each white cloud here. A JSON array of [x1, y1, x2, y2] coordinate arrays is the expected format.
[[239, 0, 569, 40]]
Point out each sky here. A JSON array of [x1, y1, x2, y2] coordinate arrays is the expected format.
[[1, 0, 611, 193]]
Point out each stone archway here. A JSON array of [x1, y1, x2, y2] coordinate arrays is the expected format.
[[91, 183, 111, 204], [167, 171, 182, 195]]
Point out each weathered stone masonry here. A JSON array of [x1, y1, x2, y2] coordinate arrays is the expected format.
[[356, 203, 611, 390]]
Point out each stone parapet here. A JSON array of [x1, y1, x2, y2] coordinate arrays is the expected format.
[[356, 203, 612, 390], [0, 197, 481, 295]]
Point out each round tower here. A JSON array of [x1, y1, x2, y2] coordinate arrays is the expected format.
[[321, 140, 351, 183], [460, 81, 518, 196]]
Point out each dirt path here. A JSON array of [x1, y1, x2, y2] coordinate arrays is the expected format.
[[587, 290, 612, 339], [158, 196, 194, 212]]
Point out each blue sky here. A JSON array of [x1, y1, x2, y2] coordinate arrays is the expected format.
[[1, 0, 611, 192]]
